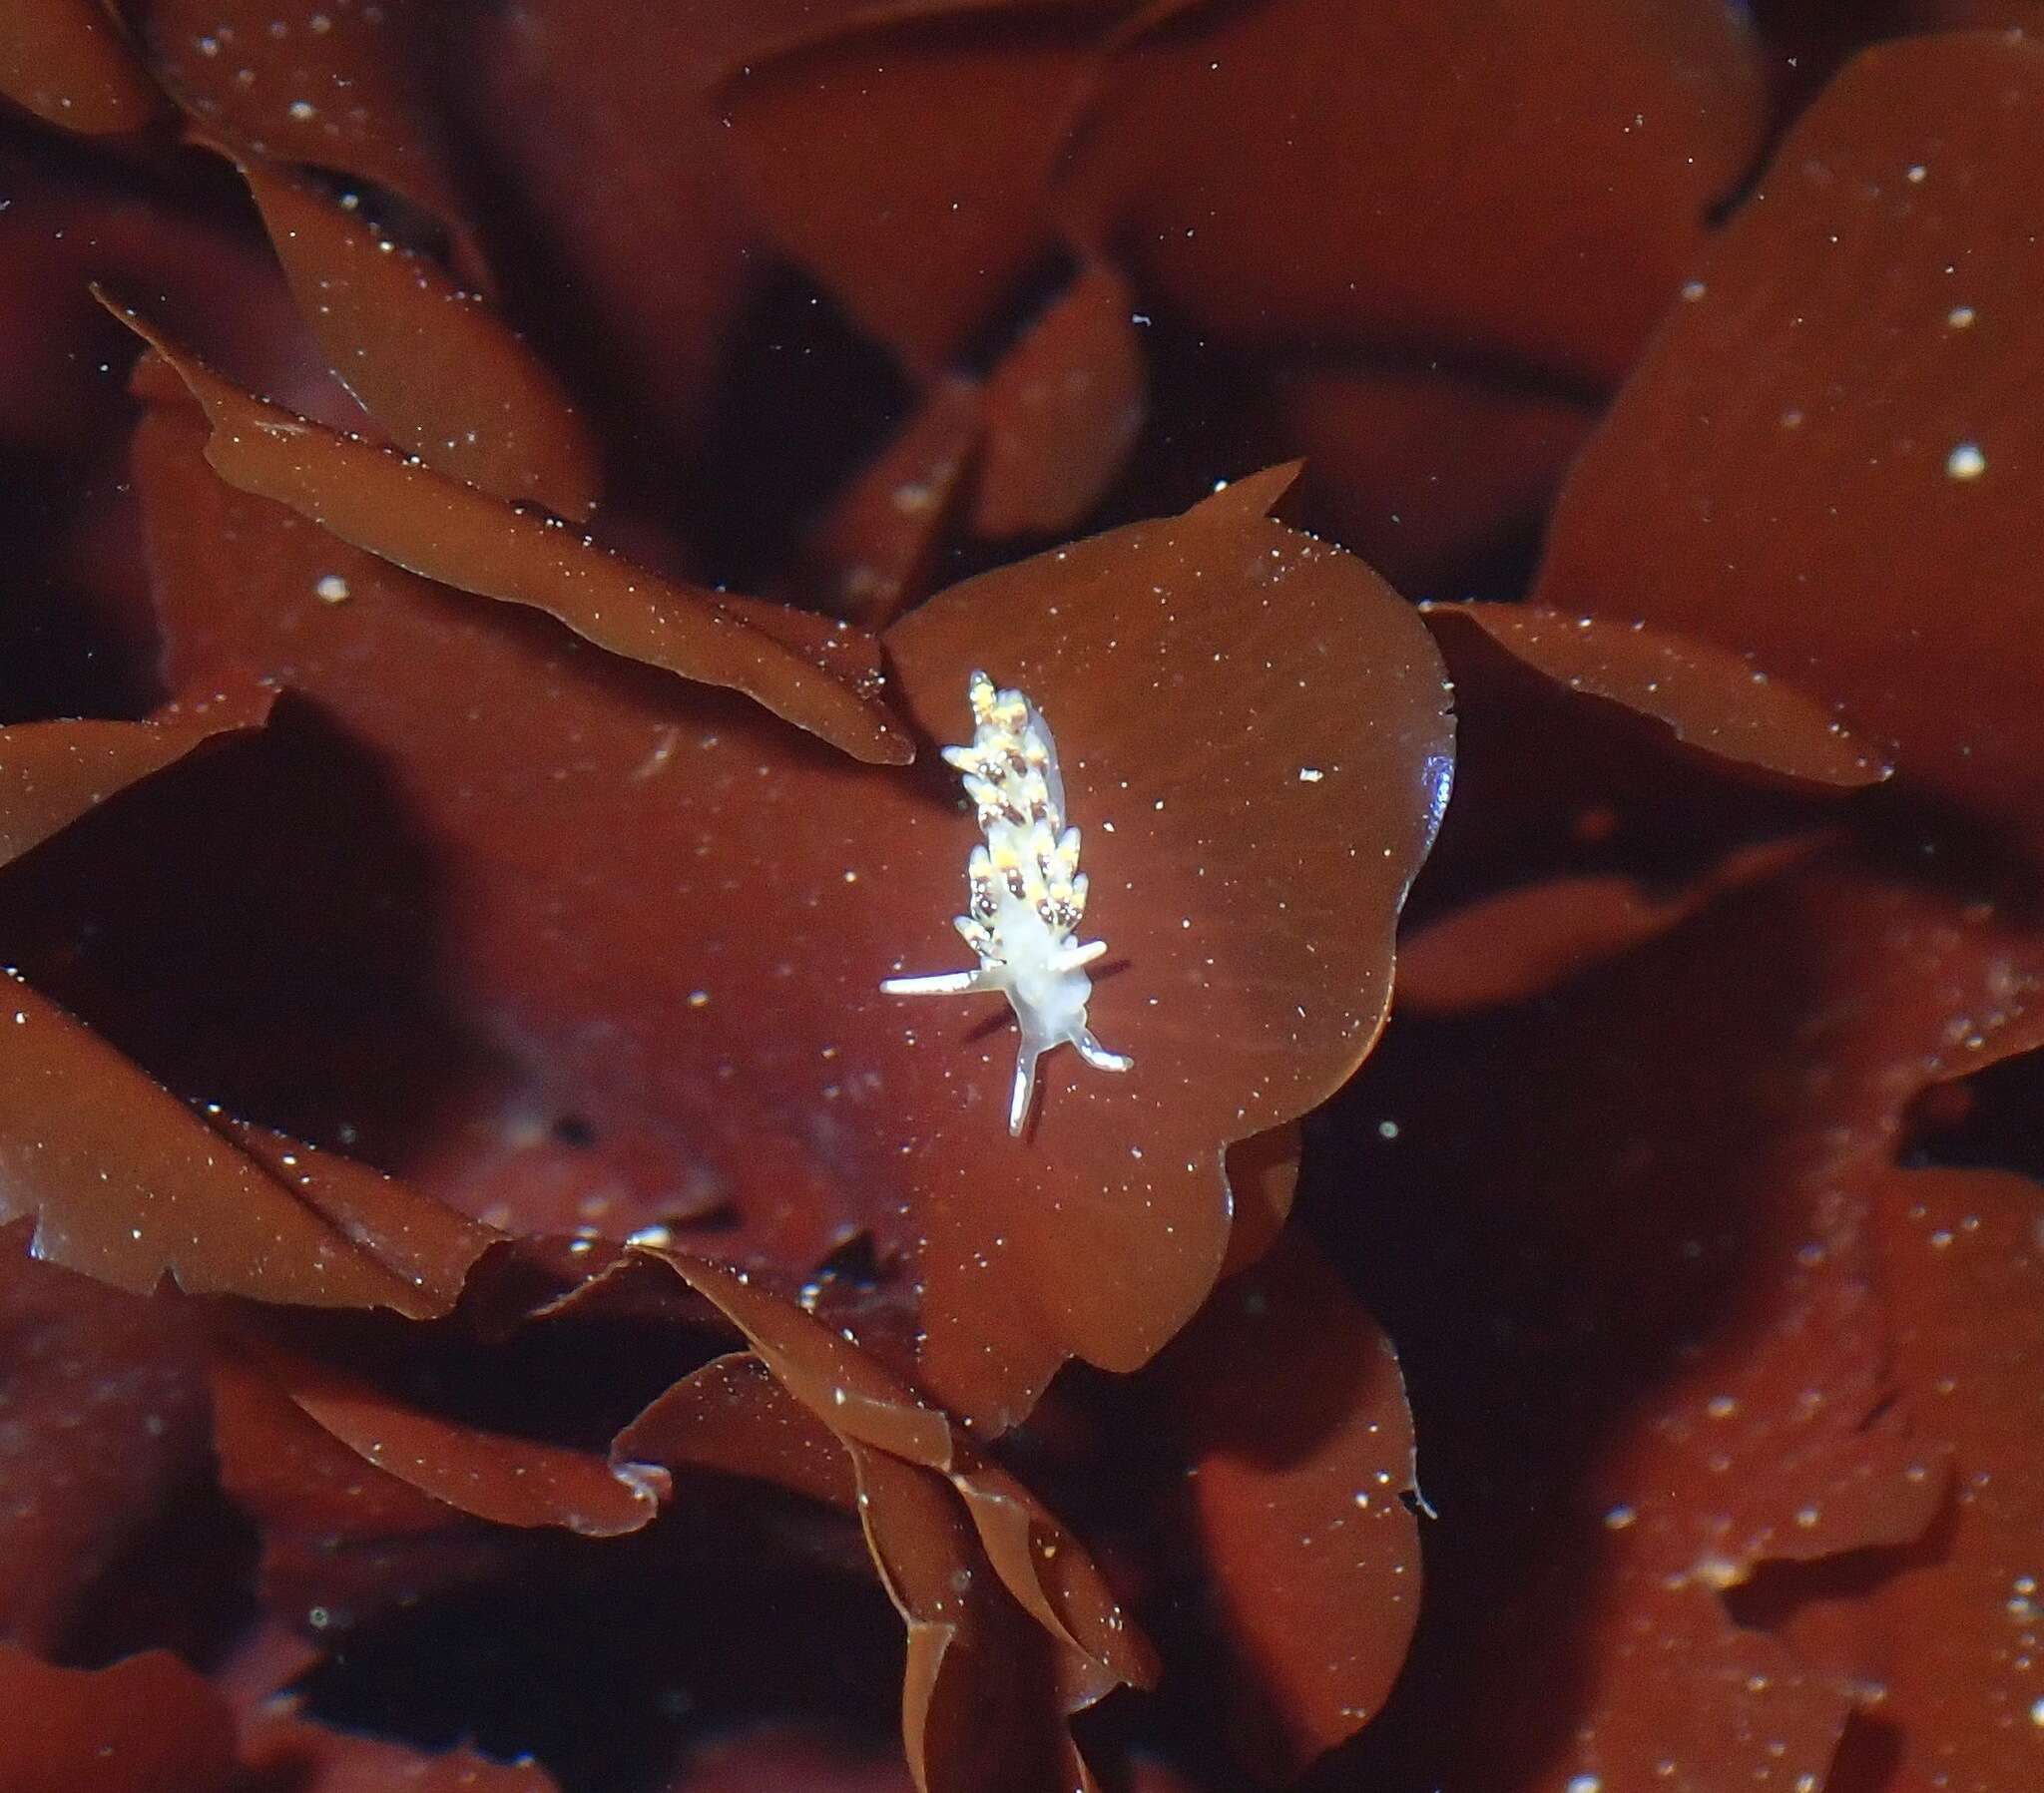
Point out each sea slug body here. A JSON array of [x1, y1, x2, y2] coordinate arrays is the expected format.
[[881, 671, 1132, 1135]]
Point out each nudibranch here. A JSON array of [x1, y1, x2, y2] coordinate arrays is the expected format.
[[882, 671, 1132, 1135]]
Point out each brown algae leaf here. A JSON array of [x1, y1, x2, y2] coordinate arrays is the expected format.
[[0, 978, 491, 1316], [719, 3, 1108, 370], [1326, 849, 2044, 1791], [227, 1334, 664, 1538], [0, 0, 161, 135], [1530, 31, 2044, 833], [129, 414, 1448, 1435], [0, 1643, 239, 1793], [623, 1249, 1156, 1792], [208, 1344, 529, 1630], [138, 0, 474, 258], [1060, 0, 1768, 384], [1153, 1229, 1420, 1779], [1423, 603, 1889, 788], [879, 466, 1451, 1426], [613, 1349, 859, 1512], [238, 1700, 564, 1793], [105, 297, 909, 764], [1272, 365, 1597, 595], [215, 144, 604, 518], [0, 672, 275, 869], [0, 1244, 210, 1653], [1760, 1165, 2044, 1793], [786, 376, 984, 628], [649, 1249, 1156, 1692], [849, 1438, 1111, 1793], [973, 261, 1145, 539]]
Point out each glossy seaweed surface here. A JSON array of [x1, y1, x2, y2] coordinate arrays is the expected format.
[[1, 5, 2041, 1791]]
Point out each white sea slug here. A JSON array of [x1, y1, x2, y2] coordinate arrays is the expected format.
[[881, 671, 1132, 1135]]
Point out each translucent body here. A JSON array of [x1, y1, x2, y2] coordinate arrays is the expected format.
[[880, 672, 1131, 1134]]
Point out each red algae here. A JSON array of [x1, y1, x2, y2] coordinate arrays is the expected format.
[[1153, 1230, 1420, 1779], [973, 262, 1145, 539], [0, 1645, 239, 1793], [138, 0, 477, 261], [125, 412, 1448, 1432], [1061, 0, 1768, 384], [1533, 31, 2044, 836], [0, 0, 159, 135], [213, 144, 604, 517], [4, 8, 2044, 1789], [787, 378, 984, 628], [0, 1245, 209, 1653], [1318, 849, 2044, 1792], [1740, 1163, 2044, 1793], [118, 316, 909, 764], [1424, 604, 1890, 789], [0, 673, 275, 867], [0, 977, 491, 1316]]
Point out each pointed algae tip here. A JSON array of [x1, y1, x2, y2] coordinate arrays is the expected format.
[[90, 282, 180, 370], [90, 286, 241, 415], [1190, 461, 1307, 525]]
